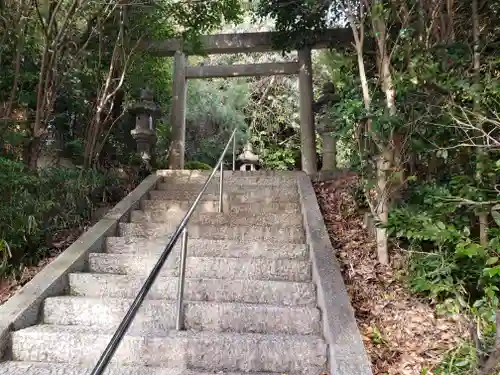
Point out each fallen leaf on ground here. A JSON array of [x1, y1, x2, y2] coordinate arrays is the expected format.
[[314, 172, 466, 375]]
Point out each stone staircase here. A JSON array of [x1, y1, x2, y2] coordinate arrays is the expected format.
[[0, 171, 330, 375]]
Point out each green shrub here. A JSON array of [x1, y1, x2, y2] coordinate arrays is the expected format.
[[184, 161, 213, 170], [430, 341, 479, 375], [260, 146, 297, 171], [387, 181, 499, 346], [388, 203, 498, 301], [0, 157, 125, 277]]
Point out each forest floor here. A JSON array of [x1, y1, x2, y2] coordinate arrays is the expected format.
[[314, 172, 468, 375]]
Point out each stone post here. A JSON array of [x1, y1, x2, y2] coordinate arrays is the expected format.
[[168, 51, 187, 169], [298, 47, 317, 175], [129, 88, 161, 172], [318, 115, 337, 172]]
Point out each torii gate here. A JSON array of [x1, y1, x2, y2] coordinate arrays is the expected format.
[[142, 28, 355, 175]]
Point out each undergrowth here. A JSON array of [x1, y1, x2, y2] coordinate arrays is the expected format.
[[383, 180, 500, 374], [0, 157, 135, 278]]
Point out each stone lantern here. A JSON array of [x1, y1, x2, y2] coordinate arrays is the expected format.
[[129, 88, 161, 172], [237, 143, 260, 171], [317, 113, 337, 173], [313, 82, 339, 175]]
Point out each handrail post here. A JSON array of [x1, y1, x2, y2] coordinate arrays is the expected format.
[[218, 162, 224, 212], [232, 134, 236, 171], [175, 227, 189, 331]]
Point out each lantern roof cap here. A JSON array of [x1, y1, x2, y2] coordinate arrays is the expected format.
[[237, 143, 260, 163]]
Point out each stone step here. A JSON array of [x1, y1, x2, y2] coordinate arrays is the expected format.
[[161, 177, 297, 187], [141, 199, 221, 213], [11, 325, 327, 373], [69, 273, 316, 306], [117, 223, 305, 243], [0, 362, 297, 375], [156, 182, 297, 195], [149, 190, 298, 203], [140, 200, 301, 214], [105, 237, 308, 259], [229, 171, 299, 178], [130, 210, 303, 226], [88, 254, 312, 282], [43, 297, 321, 335], [149, 190, 222, 202], [158, 171, 297, 187], [158, 170, 298, 177]]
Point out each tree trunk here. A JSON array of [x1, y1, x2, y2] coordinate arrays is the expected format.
[[6, 1, 28, 118], [23, 136, 43, 170], [372, 0, 397, 264], [375, 153, 390, 264], [347, 2, 391, 263], [472, 0, 488, 247]]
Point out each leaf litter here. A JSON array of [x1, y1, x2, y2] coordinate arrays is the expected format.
[[313, 172, 467, 375]]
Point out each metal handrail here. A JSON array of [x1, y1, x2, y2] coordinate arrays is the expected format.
[[90, 128, 238, 375]]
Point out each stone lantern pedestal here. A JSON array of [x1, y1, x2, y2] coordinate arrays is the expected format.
[[237, 143, 260, 171], [129, 88, 161, 172], [318, 115, 337, 173]]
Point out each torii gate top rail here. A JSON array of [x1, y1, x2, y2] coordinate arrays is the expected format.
[[141, 28, 355, 56]]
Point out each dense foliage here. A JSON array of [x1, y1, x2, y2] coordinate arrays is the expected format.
[[0, 157, 133, 277], [258, 0, 500, 373]]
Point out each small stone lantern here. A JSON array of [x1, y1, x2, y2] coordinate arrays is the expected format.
[[317, 113, 337, 173], [129, 88, 161, 172], [313, 82, 339, 175], [237, 143, 260, 171]]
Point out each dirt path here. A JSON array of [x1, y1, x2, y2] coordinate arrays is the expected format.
[[314, 173, 466, 375]]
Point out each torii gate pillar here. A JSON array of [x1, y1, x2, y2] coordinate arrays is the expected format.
[[298, 47, 317, 174], [168, 51, 187, 169]]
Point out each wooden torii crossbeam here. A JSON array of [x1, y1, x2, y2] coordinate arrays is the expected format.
[[151, 28, 355, 174]]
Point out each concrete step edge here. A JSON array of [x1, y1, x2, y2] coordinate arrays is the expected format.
[[13, 323, 324, 342], [130, 210, 303, 223], [148, 191, 299, 203], [42, 297, 321, 335], [140, 200, 301, 212], [44, 296, 319, 311], [118, 221, 304, 231], [156, 182, 298, 191], [104, 237, 308, 259], [87, 253, 312, 282], [117, 223, 306, 244], [0, 361, 296, 375], [68, 273, 316, 306], [11, 324, 327, 373]]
